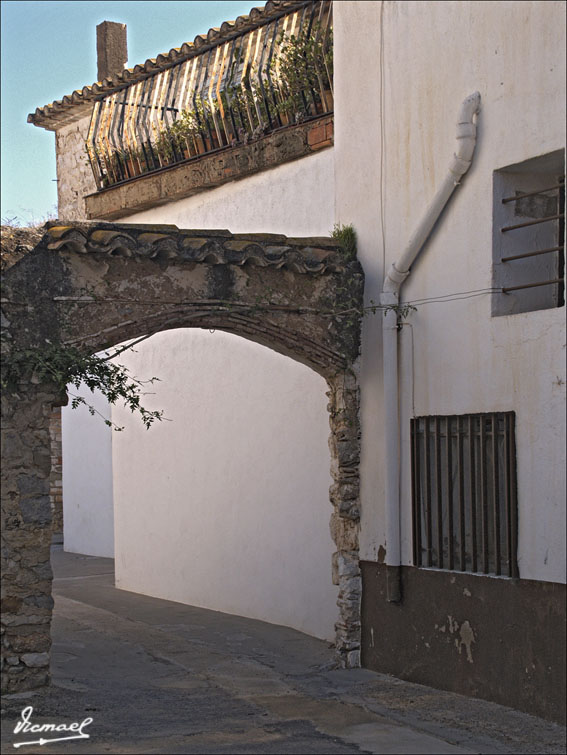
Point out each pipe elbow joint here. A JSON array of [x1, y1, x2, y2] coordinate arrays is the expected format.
[[449, 153, 473, 178], [381, 263, 409, 299], [458, 91, 481, 124], [456, 122, 477, 139], [450, 92, 481, 177]]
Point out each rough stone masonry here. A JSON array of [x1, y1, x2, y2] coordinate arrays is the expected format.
[[1, 221, 364, 692]]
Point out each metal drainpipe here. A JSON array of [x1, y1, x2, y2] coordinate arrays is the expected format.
[[379, 92, 481, 602]]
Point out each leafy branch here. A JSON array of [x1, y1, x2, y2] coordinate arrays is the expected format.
[[1, 341, 166, 431]]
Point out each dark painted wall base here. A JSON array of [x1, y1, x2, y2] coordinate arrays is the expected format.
[[361, 562, 566, 724]]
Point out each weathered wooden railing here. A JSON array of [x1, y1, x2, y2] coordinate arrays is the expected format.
[[87, 0, 332, 189]]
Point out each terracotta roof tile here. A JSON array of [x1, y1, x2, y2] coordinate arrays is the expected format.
[[28, 1, 307, 131], [40, 221, 344, 274]]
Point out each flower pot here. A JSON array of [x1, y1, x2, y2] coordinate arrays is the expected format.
[[125, 158, 141, 178], [278, 111, 291, 127]]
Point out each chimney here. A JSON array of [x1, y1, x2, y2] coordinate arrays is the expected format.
[[96, 21, 127, 81]]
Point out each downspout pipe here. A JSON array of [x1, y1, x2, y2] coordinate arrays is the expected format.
[[380, 92, 481, 602]]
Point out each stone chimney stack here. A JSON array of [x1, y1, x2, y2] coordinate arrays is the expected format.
[[96, 21, 127, 81]]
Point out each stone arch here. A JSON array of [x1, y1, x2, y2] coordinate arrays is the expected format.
[[1, 222, 364, 691]]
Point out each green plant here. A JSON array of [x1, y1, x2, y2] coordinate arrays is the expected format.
[[154, 128, 175, 163], [171, 108, 200, 144], [89, 21, 334, 183], [1, 341, 165, 431], [390, 302, 418, 320], [331, 223, 357, 260], [329, 225, 418, 325], [270, 24, 333, 121]]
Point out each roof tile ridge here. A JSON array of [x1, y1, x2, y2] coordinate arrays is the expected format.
[[27, 0, 311, 128]]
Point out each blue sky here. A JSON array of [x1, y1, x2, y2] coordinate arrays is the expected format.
[[1, 1, 253, 225]]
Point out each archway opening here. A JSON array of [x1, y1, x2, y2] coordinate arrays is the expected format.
[[1, 222, 363, 694], [59, 328, 338, 640]]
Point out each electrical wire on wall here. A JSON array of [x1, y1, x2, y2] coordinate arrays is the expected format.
[[404, 287, 498, 306], [4, 286, 500, 313]]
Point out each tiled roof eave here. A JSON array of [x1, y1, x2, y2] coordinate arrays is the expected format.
[[28, 0, 309, 130], [35, 221, 347, 275]]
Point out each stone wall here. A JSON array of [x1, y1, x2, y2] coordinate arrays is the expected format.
[[1, 385, 58, 692], [55, 116, 98, 221], [327, 370, 362, 667], [48, 409, 63, 543], [1, 223, 364, 691]]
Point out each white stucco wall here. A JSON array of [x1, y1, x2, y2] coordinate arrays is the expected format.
[[106, 149, 338, 639], [124, 148, 334, 234], [61, 384, 114, 557], [60, 133, 337, 636], [60, 0, 565, 628], [112, 329, 337, 639], [334, 1, 566, 582]]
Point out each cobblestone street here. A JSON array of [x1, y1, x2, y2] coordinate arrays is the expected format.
[[1, 548, 565, 754]]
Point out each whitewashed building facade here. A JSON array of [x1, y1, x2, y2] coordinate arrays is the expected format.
[[29, 0, 565, 722]]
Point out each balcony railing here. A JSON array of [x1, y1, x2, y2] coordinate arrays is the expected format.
[[86, 0, 333, 190]]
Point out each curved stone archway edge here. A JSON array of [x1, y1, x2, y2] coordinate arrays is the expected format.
[[1, 222, 364, 692]]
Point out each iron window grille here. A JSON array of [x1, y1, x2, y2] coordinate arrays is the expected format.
[[86, 0, 333, 190], [411, 413, 518, 578], [492, 150, 565, 316]]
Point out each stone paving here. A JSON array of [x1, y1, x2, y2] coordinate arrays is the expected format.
[[1, 548, 565, 755]]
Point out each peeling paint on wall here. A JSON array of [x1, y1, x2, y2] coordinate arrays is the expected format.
[[447, 615, 459, 634], [361, 563, 566, 723], [435, 614, 475, 663], [457, 620, 475, 664]]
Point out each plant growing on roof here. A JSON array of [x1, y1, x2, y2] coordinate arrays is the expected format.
[[88, 20, 334, 183], [331, 223, 357, 260], [270, 23, 333, 122], [154, 127, 176, 164], [171, 107, 201, 153], [328, 223, 416, 327]]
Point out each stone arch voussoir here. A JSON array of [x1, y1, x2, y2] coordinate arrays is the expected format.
[[1, 221, 364, 690]]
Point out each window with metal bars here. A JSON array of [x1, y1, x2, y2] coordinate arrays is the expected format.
[[492, 149, 565, 316], [411, 413, 518, 577]]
